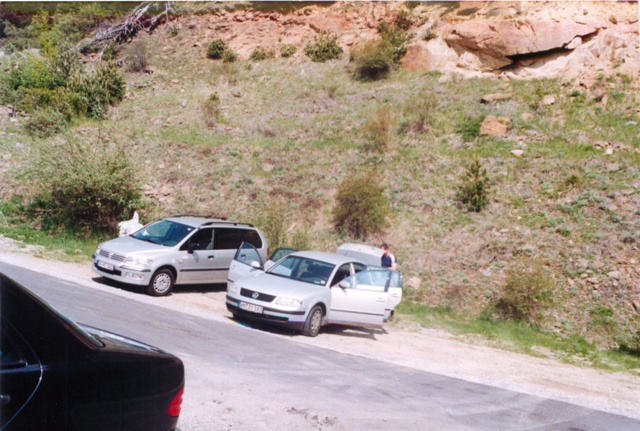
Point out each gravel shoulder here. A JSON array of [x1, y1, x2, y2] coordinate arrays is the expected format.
[[1, 236, 639, 421]]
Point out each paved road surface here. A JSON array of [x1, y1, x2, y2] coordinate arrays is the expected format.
[[2, 262, 639, 431]]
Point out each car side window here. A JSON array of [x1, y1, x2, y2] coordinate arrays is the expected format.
[[330, 264, 352, 287], [214, 228, 240, 250], [239, 229, 263, 249], [181, 228, 213, 251], [0, 330, 26, 369], [353, 263, 366, 273]]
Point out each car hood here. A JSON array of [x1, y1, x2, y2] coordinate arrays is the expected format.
[[237, 273, 325, 298], [99, 235, 168, 255]]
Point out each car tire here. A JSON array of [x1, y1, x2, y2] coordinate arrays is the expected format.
[[302, 305, 323, 337], [147, 269, 175, 296]]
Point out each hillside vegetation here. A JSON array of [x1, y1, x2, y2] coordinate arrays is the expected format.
[[1, 2, 640, 366]]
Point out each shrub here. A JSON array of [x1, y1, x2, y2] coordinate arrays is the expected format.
[[207, 38, 228, 59], [23, 135, 142, 234], [456, 115, 483, 141], [125, 40, 148, 72], [404, 91, 438, 133], [351, 39, 395, 80], [362, 104, 396, 152], [19, 87, 87, 120], [494, 262, 555, 324], [333, 170, 390, 239], [249, 47, 274, 61], [304, 32, 343, 62], [255, 203, 288, 250], [222, 49, 237, 63], [202, 92, 221, 128], [376, 21, 410, 64], [23, 108, 67, 138], [94, 62, 126, 104], [456, 157, 490, 212], [280, 44, 297, 58]]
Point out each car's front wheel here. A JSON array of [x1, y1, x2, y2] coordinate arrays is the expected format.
[[147, 269, 175, 296], [302, 305, 323, 337]]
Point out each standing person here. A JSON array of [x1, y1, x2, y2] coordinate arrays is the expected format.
[[380, 243, 397, 271]]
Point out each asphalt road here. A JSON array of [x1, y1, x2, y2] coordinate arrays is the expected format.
[[2, 262, 639, 431]]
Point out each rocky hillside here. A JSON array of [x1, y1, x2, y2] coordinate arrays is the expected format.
[[175, 1, 638, 81]]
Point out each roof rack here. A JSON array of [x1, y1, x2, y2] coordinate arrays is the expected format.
[[172, 214, 227, 220]]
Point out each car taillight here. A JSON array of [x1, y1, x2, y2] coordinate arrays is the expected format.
[[168, 388, 184, 417]]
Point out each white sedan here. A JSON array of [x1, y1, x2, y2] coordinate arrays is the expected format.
[[226, 243, 402, 337]]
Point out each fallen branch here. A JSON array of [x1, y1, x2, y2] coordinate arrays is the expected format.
[[79, 1, 175, 55]]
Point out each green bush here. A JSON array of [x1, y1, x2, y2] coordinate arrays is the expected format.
[[249, 47, 275, 61], [494, 262, 555, 324], [362, 104, 396, 152], [95, 62, 126, 104], [222, 49, 237, 63], [376, 21, 410, 64], [24, 136, 142, 234], [456, 158, 490, 212], [19, 87, 87, 120], [350, 39, 395, 80], [207, 38, 228, 59], [333, 170, 390, 239], [124, 40, 148, 72], [280, 44, 297, 58], [202, 92, 221, 128], [23, 108, 67, 138], [404, 91, 438, 133], [456, 115, 483, 141], [304, 32, 343, 62]]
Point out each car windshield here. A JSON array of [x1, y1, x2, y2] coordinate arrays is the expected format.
[[132, 220, 195, 247], [268, 256, 335, 286]]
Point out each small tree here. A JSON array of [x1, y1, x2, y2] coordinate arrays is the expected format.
[[333, 171, 390, 239], [207, 38, 229, 59], [456, 158, 490, 212]]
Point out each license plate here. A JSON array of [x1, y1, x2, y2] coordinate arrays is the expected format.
[[97, 260, 114, 271], [239, 301, 263, 314]]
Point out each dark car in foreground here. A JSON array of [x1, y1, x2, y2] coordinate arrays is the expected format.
[[0, 273, 184, 431]]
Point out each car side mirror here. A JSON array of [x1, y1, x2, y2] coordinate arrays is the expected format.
[[338, 281, 351, 289], [250, 261, 262, 269], [188, 243, 200, 254]]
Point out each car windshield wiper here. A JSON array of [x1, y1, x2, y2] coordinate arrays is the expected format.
[[135, 237, 160, 245]]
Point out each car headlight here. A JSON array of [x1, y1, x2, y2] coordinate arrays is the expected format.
[[228, 283, 240, 294], [123, 256, 153, 268], [275, 296, 303, 308]]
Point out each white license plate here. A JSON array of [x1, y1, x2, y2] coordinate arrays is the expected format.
[[97, 260, 114, 271], [239, 301, 263, 314]]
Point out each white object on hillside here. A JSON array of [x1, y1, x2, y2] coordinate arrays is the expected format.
[[118, 211, 143, 237]]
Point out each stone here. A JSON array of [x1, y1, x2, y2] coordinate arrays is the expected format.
[[480, 115, 510, 136], [542, 95, 556, 105], [510, 150, 524, 157], [405, 277, 422, 289], [481, 92, 514, 103], [607, 271, 621, 279]]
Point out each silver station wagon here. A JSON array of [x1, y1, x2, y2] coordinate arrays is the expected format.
[[226, 243, 402, 337], [93, 216, 267, 296]]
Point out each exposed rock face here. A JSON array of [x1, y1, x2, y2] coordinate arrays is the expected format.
[[443, 20, 599, 70], [182, 1, 637, 81]]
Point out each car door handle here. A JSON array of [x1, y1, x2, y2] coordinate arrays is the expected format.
[[0, 394, 10, 405], [376, 297, 386, 302], [208, 255, 215, 259]]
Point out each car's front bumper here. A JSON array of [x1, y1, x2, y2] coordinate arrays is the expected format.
[[92, 255, 152, 286], [225, 294, 306, 331]]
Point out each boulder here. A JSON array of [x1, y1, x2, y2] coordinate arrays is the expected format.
[[480, 115, 510, 136], [444, 19, 599, 70]]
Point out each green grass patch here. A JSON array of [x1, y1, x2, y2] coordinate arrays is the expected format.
[[396, 301, 640, 373]]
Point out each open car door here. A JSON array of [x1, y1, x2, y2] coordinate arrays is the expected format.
[[264, 247, 297, 271], [227, 242, 264, 290], [328, 269, 390, 328]]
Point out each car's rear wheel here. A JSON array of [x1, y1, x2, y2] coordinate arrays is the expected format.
[[302, 305, 323, 337], [147, 269, 174, 296]]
